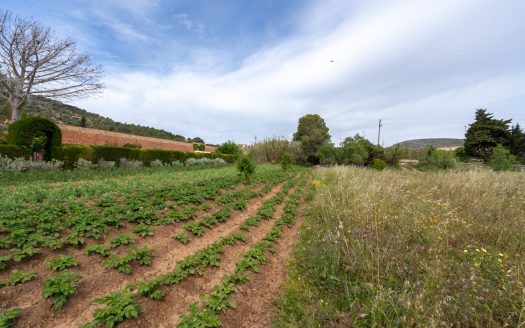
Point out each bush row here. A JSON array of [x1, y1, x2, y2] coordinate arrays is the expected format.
[[0, 144, 31, 159], [56, 144, 237, 169]]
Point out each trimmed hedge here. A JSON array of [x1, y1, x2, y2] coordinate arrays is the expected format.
[[57, 144, 237, 168], [0, 144, 31, 159], [8, 117, 62, 161], [192, 143, 205, 151]]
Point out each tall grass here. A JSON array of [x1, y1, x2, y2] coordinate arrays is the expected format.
[[274, 167, 525, 327]]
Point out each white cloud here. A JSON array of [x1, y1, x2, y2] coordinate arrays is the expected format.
[[73, 0, 525, 145]]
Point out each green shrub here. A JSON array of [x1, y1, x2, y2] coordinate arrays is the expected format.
[[281, 153, 293, 171], [74, 158, 95, 170], [7, 117, 62, 161], [417, 146, 457, 171], [237, 155, 255, 181], [371, 158, 387, 170], [119, 158, 143, 169], [193, 143, 205, 151], [0, 144, 30, 159], [216, 140, 241, 156], [56, 144, 94, 168], [56, 144, 236, 169], [454, 146, 469, 162], [93, 145, 141, 163], [384, 144, 408, 166], [138, 149, 173, 166], [489, 145, 518, 171], [0, 155, 63, 173]]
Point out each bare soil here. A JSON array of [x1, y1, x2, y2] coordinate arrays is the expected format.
[[3, 181, 299, 328], [219, 203, 304, 328]]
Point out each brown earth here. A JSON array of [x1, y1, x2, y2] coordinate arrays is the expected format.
[[3, 179, 302, 328], [1, 175, 305, 328], [218, 203, 304, 328], [119, 186, 297, 328]]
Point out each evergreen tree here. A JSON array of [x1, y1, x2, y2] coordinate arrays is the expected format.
[[464, 109, 511, 161], [509, 124, 525, 163], [293, 114, 331, 164]]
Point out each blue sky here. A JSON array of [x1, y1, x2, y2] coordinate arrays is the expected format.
[[3, 0, 525, 145]]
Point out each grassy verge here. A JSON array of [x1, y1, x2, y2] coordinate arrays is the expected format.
[[274, 167, 525, 327]]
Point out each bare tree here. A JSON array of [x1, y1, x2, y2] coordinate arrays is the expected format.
[[0, 10, 103, 121]]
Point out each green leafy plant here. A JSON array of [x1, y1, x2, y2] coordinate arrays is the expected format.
[[132, 224, 153, 238], [42, 270, 81, 309], [184, 221, 205, 237], [0, 308, 21, 328], [102, 246, 152, 274], [0, 255, 11, 270], [135, 278, 165, 300], [89, 291, 139, 328], [84, 244, 111, 257], [173, 232, 192, 244], [178, 303, 221, 328], [109, 233, 135, 248], [103, 255, 133, 275], [0, 269, 37, 287], [47, 255, 79, 271], [130, 246, 152, 266]]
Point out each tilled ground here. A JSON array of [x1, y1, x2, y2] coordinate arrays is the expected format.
[[1, 170, 306, 328]]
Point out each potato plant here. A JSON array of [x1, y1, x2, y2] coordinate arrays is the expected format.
[[42, 270, 81, 309]]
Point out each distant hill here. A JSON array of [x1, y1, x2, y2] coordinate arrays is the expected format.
[[0, 97, 200, 143], [395, 138, 464, 149]]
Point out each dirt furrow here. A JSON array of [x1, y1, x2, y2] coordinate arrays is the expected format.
[[119, 188, 295, 328], [12, 182, 286, 328], [219, 202, 304, 328]]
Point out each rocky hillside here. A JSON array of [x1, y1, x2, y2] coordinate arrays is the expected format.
[[396, 138, 464, 149]]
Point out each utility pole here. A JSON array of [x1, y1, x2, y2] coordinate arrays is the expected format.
[[377, 119, 382, 146]]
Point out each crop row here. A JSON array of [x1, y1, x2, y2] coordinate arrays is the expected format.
[[78, 174, 304, 327], [177, 179, 306, 327], [81, 170, 293, 275], [0, 167, 290, 269]]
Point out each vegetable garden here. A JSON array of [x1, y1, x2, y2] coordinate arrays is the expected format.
[[0, 164, 308, 327]]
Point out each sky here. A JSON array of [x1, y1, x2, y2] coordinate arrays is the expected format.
[[3, 0, 525, 145]]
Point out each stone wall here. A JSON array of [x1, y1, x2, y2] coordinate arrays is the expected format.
[[59, 124, 216, 152]]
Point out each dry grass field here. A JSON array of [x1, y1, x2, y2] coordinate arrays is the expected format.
[[275, 167, 525, 327]]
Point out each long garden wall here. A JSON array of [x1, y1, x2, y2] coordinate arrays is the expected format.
[[59, 124, 215, 152]]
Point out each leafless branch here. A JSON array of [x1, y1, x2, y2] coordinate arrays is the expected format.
[[0, 10, 103, 120]]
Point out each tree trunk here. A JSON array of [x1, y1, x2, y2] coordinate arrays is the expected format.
[[10, 106, 22, 121], [8, 96, 24, 121]]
